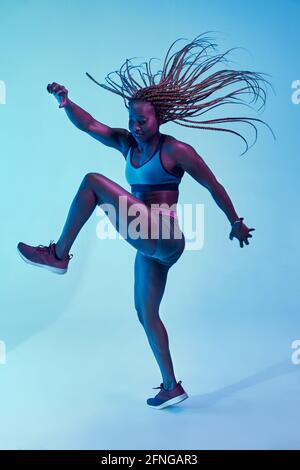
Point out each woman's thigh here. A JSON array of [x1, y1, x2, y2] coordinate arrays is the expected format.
[[86, 173, 185, 265], [86, 172, 158, 255]]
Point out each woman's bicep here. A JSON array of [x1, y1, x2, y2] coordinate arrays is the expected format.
[[85, 120, 132, 156]]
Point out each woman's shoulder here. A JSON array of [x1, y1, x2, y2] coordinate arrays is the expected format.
[[161, 134, 188, 177], [163, 134, 191, 156]]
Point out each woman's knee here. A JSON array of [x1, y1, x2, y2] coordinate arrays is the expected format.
[[137, 308, 160, 331], [82, 172, 103, 188]]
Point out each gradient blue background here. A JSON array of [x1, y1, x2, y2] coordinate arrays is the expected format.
[[0, 0, 299, 450]]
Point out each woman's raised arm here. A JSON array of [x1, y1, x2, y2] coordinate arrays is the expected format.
[[47, 82, 131, 155]]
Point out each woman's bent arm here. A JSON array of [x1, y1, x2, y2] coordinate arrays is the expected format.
[[63, 98, 94, 131], [64, 99, 130, 152], [47, 82, 129, 153], [175, 142, 240, 224]]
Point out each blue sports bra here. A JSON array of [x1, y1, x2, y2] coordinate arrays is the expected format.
[[125, 134, 183, 192]]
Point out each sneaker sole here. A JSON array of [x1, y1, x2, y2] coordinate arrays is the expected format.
[[17, 248, 67, 275], [147, 392, 189, 410]]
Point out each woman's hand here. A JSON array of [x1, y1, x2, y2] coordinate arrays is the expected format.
[[47, 82, 68, 108], [229, 218, 255, 248]]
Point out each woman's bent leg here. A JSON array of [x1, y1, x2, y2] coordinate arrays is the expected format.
[[55, 172, 158, 259]]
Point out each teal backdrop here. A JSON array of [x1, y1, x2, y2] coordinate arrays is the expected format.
[[0, 0, 299, 450]]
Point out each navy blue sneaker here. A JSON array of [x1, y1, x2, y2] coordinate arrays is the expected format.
[[147, 380, 188, 409]]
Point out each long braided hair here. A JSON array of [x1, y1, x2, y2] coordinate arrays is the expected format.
[[86, 32, 275, 155]]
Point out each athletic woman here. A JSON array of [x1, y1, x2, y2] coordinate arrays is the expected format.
[[17, 33, 273, 409]]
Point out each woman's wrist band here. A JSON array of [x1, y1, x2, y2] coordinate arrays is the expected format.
[[231, 217, 244, 226]]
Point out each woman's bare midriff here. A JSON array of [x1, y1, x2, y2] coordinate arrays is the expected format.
[[133, 190, 179, 212]]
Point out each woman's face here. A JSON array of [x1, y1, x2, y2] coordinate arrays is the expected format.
[[128, 101, 159, 142]]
